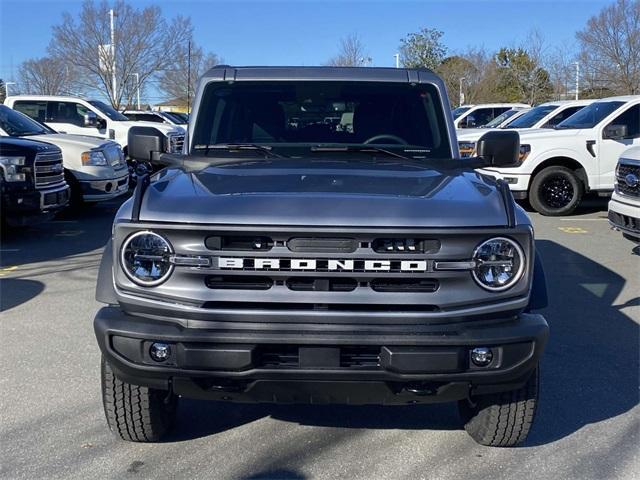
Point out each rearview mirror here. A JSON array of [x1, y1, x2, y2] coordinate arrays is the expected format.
[[475, 130, 520, 168], [127, 126, 165, 163], [603, 124, 628, 140], [84, 111, 98, 127]]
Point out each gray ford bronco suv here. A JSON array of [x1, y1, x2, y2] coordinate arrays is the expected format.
[[94, 66, 549, 447]]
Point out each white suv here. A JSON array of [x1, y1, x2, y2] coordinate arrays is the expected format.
[[452, 103, 530, 129], [479, 96, 640, 216], [4, 96, 185, 157], [458, 100, 594, 157], [608, 146, 640, 243]]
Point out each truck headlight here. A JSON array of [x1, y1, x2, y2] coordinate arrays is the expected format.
[[472, 237, 525, 291], [81, 150, 108, 166], [459, 141, 476, 158], [0, 156, 27, 182], [166, 132, 185, 154], [519, 144, 531, 162], [121, 231, 174, 286]]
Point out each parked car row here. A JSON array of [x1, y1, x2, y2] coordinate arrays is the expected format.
[[454, 96, 640, 216]]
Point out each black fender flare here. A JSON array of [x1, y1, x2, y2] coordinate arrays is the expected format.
[[527, 249, 548, 311], [96, 239, 118, 305]]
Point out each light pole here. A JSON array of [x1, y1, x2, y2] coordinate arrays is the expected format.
[[459, 77, 466, 107], [574, 62, 579, 100], [109, 9, 117, 106], [128, 73, 140, 109], [5, 81, 16, 98], [394, 53, 400, 68]]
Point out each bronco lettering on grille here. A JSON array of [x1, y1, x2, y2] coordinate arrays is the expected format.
[[218, 258, 428, 272]]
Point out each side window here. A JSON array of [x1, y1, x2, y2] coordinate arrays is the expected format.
[[48, 101, 88, 127], [467, 108, 495, 127], [608, 104, 640, 138], [125, 113, 139, 121], [545, 106, 583, 127], [13, 101, 47, 123]]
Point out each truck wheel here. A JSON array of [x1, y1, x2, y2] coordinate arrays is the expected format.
[[101, 357, 177, 442], [458, 366, 538, 447], [529, 166, 583, 216]]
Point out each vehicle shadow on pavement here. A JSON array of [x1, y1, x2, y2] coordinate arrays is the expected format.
[[0, 278, 45, 312], [526, 239, 639, 446]]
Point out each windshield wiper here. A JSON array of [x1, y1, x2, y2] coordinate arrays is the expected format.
[[194, 143, 286, 158], [310, 145, 410, 160]]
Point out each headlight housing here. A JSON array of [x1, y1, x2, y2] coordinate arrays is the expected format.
[[81, 150, 108, 166], [459, 141, 476, 158], [0, 156, 26, 182], [472, 237, 525, 291], [121, 231, 173, 286], [519, 144, 531, 162], [166, 132, 185, 154]]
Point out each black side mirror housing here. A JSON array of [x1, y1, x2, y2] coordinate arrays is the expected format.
[[603, 124, 628, 140], [476, 130, 520, 168], [127, 126, 165, 163]]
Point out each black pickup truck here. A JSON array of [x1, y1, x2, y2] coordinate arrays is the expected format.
[[0, 136, 69, 226], [94, 66, 549, 447]]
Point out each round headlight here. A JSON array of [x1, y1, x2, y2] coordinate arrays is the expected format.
[[121, 231, 173, 286], [472, 237, 525, 291]]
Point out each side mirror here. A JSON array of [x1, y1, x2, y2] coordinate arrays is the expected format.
[[127, 126, 165, 163], [84, 111, 98, 127], [603, 124, 628, 140], [476, 130, 520, 168]]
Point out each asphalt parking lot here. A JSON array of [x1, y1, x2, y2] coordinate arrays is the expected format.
[[1, 196, 638, 480]]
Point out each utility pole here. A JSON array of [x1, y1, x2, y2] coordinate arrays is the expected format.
[[187, 40, 191, 115], [394, 53, 400, 68], [574, 62, 579, 100], [459, 77, 466, 107], [109, 9, 117, 107], [129, 73, 140, 109]]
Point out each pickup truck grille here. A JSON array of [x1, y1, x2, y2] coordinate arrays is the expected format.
[[167, 133, 185, 154], [34, 151, 65, 189], [616, 161, 640, 198]]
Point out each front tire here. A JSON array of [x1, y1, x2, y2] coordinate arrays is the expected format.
[[458, 366, 539, 447], [529, 166, 584, 216], [101, 357, 177, 442]]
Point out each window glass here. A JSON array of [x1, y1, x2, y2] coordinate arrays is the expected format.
[[465, 108, 495, 127], [13, 101, 47, 123], [507, 105, 558, 128], [608, 104, 640, 138], [556, 101, 625, 129], [88, 100, 129, 121], [452, 106, 471, 119], [483, 109, 520, 128], [544, 106, 585, 127], [193, 81, 451, 159], [48, 101, 88, 126], [0, 105, 52, 136]]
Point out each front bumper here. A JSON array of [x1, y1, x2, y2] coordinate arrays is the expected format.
[[95, 306, 548, 405], [608, 192, 640, 241], [1, 184, 70, 226], [478, 168, 530, 198], [79, 173, 129, 202]]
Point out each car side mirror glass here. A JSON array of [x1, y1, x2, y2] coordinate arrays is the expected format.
[[603, 124, 628, 140], [475, 130, 520, 168], [84, 111, 98, 127], [127, 126, 165, 163]]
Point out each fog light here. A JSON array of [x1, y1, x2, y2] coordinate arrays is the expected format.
[[149, 342, 171, 362], [470, 347, 493, 366]]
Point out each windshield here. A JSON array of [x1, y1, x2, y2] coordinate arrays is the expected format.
[[483, 109, 521, 128], [88, 100, 129, 121], [0, 105, 53, 136], [555, 101, 625, 129], [163, 112, 187, 124], [506, 105, 559, 128], [192, 81, 451, 160], [452, 106, 471, 119]]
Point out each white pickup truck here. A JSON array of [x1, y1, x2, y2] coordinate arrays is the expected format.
[[458, 100, 593, 157], [479, 95, 640, 215], [4, 96, 185, 157], [0, 104, 128, 204], [452, 103, 530, 129], [608, 146, 640, 243], [123, 110, 188, 128]]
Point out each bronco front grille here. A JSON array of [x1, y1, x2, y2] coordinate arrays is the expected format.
[[34, 151, 65, 189]]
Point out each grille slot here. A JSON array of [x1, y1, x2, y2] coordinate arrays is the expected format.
[[258, 346, 299, 368], [206, 235, 273, 251], [370, 278, 439, 293], [372, 238, 440, 254], [205, 275, 273, 290], [287, 237, 357, 253], [34, 151, 65, 189], [286, 278, 357, 292], [340, 347, 380, 368], [202, 301, 439, 312]]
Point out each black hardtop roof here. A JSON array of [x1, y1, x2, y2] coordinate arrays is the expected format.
[[201, 65, 442, 84]]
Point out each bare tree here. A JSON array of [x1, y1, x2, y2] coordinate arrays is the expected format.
[[576, 0, 640, 94], [18, 57, 75, 95], [158, 43, 219, 103], [327, 35, 370, 66], [0, 79, 5, 103], [49, 0, 192, 108]]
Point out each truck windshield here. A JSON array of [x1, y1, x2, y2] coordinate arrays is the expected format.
[[555, 101, 625, 129], [0, 105, 53, 136], [483, 109, 521, 128], [192, 81, 451, 159], [88, 100, 129, 121], [506, 105, 559, 128]]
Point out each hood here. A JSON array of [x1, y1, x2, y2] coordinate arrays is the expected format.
[[135, 158, 511, 227], [518, 128, 584, 143], [26, 133, 117, 150], [457, 128, 499, 142]]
